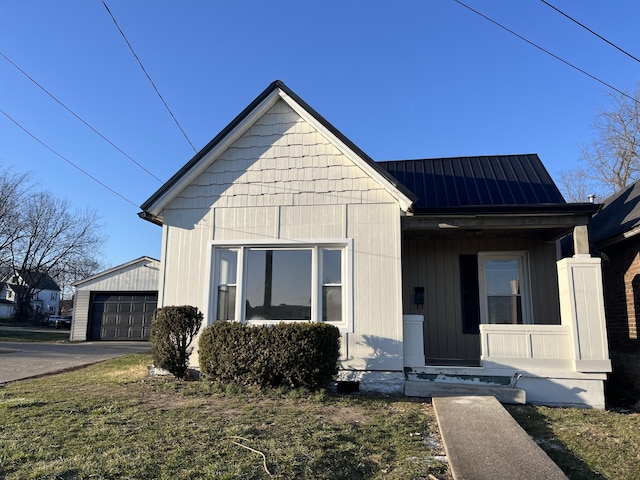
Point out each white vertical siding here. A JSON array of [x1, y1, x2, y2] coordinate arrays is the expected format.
[[161, 209, 212, 308], [344, 203, 404, 370]]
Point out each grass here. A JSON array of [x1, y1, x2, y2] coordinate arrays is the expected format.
[[0, 328, 70, 342], [3, 353, 639, 479], [0, 354, 450, 480], [508, 404, 640, 480]]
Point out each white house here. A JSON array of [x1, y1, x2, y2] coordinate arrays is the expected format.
[[0, 270, 61, 317], [139, 81, 611, 408]]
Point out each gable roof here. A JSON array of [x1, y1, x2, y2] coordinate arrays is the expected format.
[[139, 81, 596, 224], [590, 178, 640, 247], [74, 256, 160, 287], [140, 80, 417, 224], [9, 270, 60, 291]]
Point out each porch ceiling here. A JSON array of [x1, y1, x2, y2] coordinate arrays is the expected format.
[[402, 212, 590, 241]]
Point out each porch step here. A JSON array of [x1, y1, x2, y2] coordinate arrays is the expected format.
[[405, 380, 526, 404]]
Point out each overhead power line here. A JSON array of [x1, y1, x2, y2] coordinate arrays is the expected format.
[[0, 107, 139, 209], [452, 0, 640, 106], [101, 0, 197, 153], [540, 0, 640, 64], [0, 51, 163, 184]]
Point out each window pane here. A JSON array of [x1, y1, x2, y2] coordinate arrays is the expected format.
[[217, 286, 236, 320], [487, 296, 522, 324], [217, 249, 237, 284], [485, 259, 520, 295], [322, 286, 342, 322], [322, 249, 342, 284], [246, 249, 311, 320]]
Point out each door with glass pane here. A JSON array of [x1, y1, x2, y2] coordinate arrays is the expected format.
[[478, 252, 531, 325]]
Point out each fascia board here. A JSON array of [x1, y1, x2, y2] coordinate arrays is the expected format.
[[144, 90, 282, 217], [278, 90, 415, 212]]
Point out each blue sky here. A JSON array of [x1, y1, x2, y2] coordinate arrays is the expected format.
[[1, 1, 639, 269]]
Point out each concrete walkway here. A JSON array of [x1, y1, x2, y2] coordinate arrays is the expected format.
[[433, 395, 567, 480], [0, 341, 151, 383]]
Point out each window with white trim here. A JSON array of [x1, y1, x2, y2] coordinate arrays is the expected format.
[[215, 248, 237, 321], [478, 251, 532, 325], [211, 242, 352, 331]]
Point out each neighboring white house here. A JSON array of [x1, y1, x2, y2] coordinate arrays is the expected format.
[[139, 80, 611, 408], [0, 270, 61, 317], [71, 257, 159, 341]]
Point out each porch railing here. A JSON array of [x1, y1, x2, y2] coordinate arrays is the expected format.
[[479, 324, 573, 370], [479, 257, 612, 374]]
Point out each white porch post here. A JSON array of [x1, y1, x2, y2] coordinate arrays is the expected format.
[[557, 256, 612, 373], [403, 314, 426, 367]]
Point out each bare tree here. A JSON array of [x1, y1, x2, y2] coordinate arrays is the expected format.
[[52, 256, 103, 302], [0, 170, 30, 276], [9, 190, 104, 321], [561, 86, 640, 202]]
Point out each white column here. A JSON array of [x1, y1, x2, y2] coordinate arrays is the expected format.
[[403, 315, 426, 367], [557, 257, 611, 372]]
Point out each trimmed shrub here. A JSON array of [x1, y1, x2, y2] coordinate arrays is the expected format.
[[199, 321, 340, 389], [150, 305, 203, 379]]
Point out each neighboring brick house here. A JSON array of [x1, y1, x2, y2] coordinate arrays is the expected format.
[[590, 179, 640, 397]]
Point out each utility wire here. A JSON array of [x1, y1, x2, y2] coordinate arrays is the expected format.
[[101, 0, 197, 153], [0, 51, 164, 184], [0, 107, 139, 209], [452, 0, 640, 106], [540, 0, 640, 64]]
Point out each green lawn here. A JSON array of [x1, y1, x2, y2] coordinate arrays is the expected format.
[[2, 353, 639, 479], [508, 404, 640, 480], [0, 354, 450, 480], [0, 328, 70, 342]]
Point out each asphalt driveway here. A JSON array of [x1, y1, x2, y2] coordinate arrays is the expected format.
[[0, 341, 151, 383]]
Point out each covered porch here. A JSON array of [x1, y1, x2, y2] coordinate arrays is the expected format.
[[400, 209, 612, 408]]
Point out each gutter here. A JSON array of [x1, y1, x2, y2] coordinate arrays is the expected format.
[[138, 211, 163, 226]]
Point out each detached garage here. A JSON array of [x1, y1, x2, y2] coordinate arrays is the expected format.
[[71, 257, 159, 341]]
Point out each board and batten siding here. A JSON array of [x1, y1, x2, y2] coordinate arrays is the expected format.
[[71, 257, 160, 341], [402, 235, 561, 365], [159, 99, 405, 371]]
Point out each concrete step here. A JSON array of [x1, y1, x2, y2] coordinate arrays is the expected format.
[[434, 396, 567, 479], [405, 380, 526, 404]]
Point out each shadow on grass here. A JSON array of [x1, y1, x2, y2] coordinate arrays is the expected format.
[[507, 406, 605, 480]]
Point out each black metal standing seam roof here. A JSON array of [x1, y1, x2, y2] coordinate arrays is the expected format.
[[377, 154, 567, 210]]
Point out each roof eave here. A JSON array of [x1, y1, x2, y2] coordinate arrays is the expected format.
[[411, 203, 600, 216]]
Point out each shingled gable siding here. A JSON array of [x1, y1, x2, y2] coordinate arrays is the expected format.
[[159, 99, 404, 375], [166, 100, 388, 212]]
